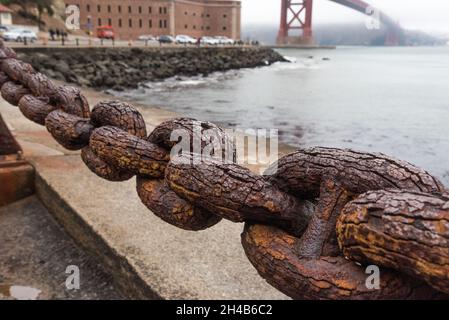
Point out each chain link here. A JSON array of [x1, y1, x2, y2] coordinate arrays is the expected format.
[[0, 41, 448, 299]]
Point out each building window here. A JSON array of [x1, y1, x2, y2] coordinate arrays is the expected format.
[[159, 7, 162, 14], [128, 6, 131, 13], [97, 5, 100, 12], [206, 26, 210, 30], [139, 6, 142, 14], [118, 19, 122, 27], [193, 25, 196, 29], [149, 19, 152, 28], [193, 12, 196, 16], [139, 19, 142, 28], [129, 19, 132, 27], [98, 18, 101, 26], [108, 5, 111, 13], [223, 14, 227, 18], [185, 24, 188, 29], [86, 4, 90, 12], [118, 5, 121, 13], [223, 26, 227, 30], [206, 14, 210, 17], [184, 11, 187, 15], [108, 18, 112, 26], [164, 7, 167, 14], [149, 7, 152, 14], [159, 20, 162, 28], [164, 20, 167, 28]]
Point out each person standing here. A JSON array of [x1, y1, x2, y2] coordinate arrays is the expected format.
[[49, 29, 55, 41]]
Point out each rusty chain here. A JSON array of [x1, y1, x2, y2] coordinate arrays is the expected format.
[[0, 41, 448, 299]]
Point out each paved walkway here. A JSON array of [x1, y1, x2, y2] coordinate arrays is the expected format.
[[0, 196, 122, 300]]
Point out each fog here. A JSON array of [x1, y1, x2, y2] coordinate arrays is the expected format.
[[242, 0, 449, 34]]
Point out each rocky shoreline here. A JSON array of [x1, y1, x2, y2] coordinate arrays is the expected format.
[[16, 47, 287, 91]]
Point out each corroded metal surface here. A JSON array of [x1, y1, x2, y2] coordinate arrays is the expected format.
[[241, 223, 445, 299], [136, 177, 222, 231], [0, 113, 20, 157], [0, 113, 34, 206], [45, 109, 94, 150], [0, 39, 448, 299], [337, 189, 449, 294], [166, 153, 312, 234]]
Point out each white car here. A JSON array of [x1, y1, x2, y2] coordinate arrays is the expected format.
[[3, 29, 37, 42], [214, 36, 234, 45], [200, 36, 219, 45], [175, 35, 196, 44], [138, 34, 156, 41]]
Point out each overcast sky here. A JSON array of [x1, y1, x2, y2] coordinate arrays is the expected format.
[[242, 0, 449, 34]]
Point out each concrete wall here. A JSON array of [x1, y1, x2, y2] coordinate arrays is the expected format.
[[0, 12, 12, 25]]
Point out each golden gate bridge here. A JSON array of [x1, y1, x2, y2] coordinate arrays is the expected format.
[[277, 0, 403, 46]]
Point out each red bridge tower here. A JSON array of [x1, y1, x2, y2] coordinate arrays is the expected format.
[[277, 0, 314, 45]]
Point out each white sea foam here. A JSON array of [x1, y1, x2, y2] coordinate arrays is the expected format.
[[108, 57, 319, 97]]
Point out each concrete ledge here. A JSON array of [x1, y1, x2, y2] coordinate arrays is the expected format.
[[34, 169, 159, 299], [31, 155, 287, 299]]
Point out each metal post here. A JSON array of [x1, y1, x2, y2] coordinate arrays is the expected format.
[[277, 0, 288, 45], [277, 0, 314, 45], [303, 0, 313, 39]]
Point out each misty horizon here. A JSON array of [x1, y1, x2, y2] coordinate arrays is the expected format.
[[241, 0, 449, 36], [241, 21, 449, 38]]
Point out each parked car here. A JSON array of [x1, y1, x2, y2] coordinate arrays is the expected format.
[[158, 35, 175, 43], [138, 34, 156, 41], [214, 36, 234, 45], [0, 25, 9, 38], [175, 35, 196, 44], [97, 26, 115, 40], [200, 36, 219, 45], [2, 28, 37, 42]]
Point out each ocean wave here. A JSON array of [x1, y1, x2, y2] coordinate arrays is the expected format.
[[107, 70, 242, 97], [108, 57, 321, 97]]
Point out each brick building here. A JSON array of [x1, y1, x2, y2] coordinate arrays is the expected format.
[[65, 0, 241, 40]]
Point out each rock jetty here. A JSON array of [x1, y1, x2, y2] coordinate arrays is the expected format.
[[16, 47, 287, 91]]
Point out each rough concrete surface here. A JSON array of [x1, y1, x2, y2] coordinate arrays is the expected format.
[[0, 196, 122, 300], [0, 85, 289, 299]]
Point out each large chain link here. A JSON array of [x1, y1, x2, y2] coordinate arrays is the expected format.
[[1, 41, 448, 299]]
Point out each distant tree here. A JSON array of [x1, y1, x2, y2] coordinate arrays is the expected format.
[[0, 0, 54, 29], [36, 0, 54, 29], [0, 0, 31, 14]]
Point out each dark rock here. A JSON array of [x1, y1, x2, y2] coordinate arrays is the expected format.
[[17, 47, 288, 90]]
